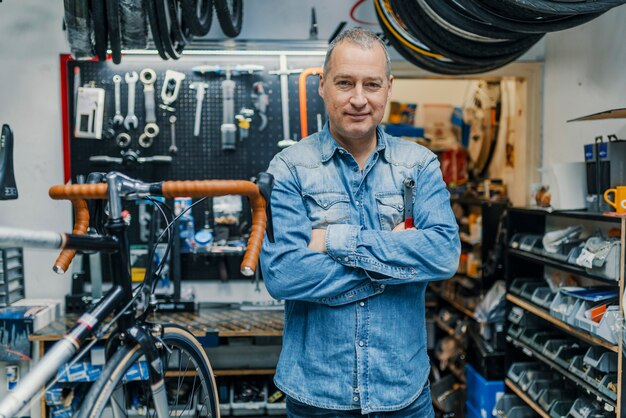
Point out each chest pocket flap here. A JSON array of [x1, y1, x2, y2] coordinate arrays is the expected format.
[[303, 191, 350, 227], [375, 193, 405, 230]]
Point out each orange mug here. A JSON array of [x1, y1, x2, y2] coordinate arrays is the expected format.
[[604, 186, 626, 213]]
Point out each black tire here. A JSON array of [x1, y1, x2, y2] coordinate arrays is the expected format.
[[214, 0, 243, 37], [425, 0, 529, 40], [76, 325, 219, 418], [105, 0, 123, 63], [154, 0, 183, 59], [90, 0, 108, 61], [395, 0, 542, 62], [179, 0, 213, 36], [145, 0, 169, 59], [64, 0, 95, 59], [487, 0, 626, 16], [454, 0, 603, 33]]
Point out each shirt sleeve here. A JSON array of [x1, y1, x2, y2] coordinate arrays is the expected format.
[[325, 154, 460, 284], [260, 155, 384, 306]]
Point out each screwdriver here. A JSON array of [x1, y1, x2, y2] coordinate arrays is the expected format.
[[403, 178, 415, 228]]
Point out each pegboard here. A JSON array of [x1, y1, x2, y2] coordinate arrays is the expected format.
[[63, 53, 326, 247]]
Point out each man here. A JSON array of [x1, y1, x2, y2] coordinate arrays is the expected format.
[[260, 28, 460, 417]]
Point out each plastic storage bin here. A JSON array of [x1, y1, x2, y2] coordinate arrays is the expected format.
[[494, 394, 525, 417], [549, 400, 575, 418], [582, 346, 617, 373], [574, 302, 619, 345], [568, 398, 604, 418], [509, 278, 543, 297], [432, 374, 465, 415], [518, 370, 554, 392], [538, 389, 573, 413], [543, 339, 585, 369], [230, 379, 267, 416], [465, 364, 504, 418], [530, 287, 556, 309], [506, 362, 542, 384], [549, 292, 581, 324]]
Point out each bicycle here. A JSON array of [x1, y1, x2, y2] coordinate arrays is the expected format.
[[0, 170, 274, 418]]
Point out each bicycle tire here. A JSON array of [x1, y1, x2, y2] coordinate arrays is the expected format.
[[155, 0, 183, 59], [76, 325, 219, 418], [64, 0, 95, 59], [179, 0, 213, 36], [105, 0, 123, 63], [395, 0, 541, 62], [214, 0, 243, 37], [90, 0, 108, 61], [485, 0, 626, 15], [454, 0, 603, 33], [145, 0, 169, 59]]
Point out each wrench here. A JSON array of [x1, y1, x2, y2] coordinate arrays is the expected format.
[[140, 68, 159, 138], [190, 82, 208, 137], [169, 115, 178, 153], [124, 71, 139, 130], [112, 75, 124, 126]]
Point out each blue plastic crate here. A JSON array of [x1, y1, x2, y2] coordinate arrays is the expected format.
[[465, 364, 504, 418]]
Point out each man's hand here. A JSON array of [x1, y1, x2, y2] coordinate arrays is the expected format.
[[392, 222, 417, 233], [308, 229, 327, 253]]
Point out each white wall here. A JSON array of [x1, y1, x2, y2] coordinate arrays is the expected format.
[[542, 7, 626, 168]]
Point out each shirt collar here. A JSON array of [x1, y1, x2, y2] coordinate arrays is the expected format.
[[319, 123, 389, 163]]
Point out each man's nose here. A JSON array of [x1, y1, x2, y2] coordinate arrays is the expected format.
[[350, 86, 367, 107]]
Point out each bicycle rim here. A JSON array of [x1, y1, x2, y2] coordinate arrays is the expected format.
[[77, 325, 219, 418]]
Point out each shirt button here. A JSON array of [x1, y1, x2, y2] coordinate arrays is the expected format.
[[355, 201, 360, 206], [344, 257, 349, 262], [355, 387, 360, 394], [380, 284, 386, 290], [359, 341, 364, 347], [359, 302, 365, 307], [353, 396, 359, 402], [353, 167, 358, 172]]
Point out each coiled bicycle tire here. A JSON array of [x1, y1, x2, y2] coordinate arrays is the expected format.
[[179, 0, 213, 36], [395, 0, 542, 63], [145, 0, 169, 59], [106, 0, 123, 63], [90, 0, 108, 61], [485, 0, 626, 16], [215, 0, 243, 37], [454, 0, 603, 33]]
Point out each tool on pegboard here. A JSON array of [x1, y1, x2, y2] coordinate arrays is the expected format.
[[251, 81, 269, 131], [192, 65, 264, 151], [89, 149, 172, 167], [161, 70, 186, 106], [0, 124, 18, 200], [190, 82, 209, 137], [74, 83, 106, 139], [269, 65, 303, 148]]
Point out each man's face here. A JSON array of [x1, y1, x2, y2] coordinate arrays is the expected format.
[[319, 41, 393, 146]]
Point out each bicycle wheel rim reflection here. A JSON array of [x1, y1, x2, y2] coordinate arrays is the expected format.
[[78, 326, 219, 418]]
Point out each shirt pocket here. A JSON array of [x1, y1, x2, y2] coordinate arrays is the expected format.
[[302, 191, 350, 227], [375, 192, 404, 231]]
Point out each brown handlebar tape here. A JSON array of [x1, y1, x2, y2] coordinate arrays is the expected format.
[[48, 180, 267, 276]]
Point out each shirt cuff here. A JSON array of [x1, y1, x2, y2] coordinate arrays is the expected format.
[[326, 224, 360, 266]]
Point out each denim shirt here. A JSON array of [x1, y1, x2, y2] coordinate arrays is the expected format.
[[260, 124, 460, 414]]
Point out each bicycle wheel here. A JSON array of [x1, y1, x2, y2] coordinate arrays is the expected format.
[[214, 0, 243, 37], [77, 325, 219, 418]]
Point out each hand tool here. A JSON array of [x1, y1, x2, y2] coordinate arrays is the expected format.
[[161, 70, 186, 105], [192, 65, 265, 149], [0, 124, 18, 200], [269, 64, 303, 147], [112, 75, 124, 127], [168, 115, 178, 153], [190, 82, 209, 137], [251, 82, 268, 131], [140, 68, 159, 138], [124, 71, 139, 130], [74, 86, 106, 139], [235, 108, 254, 141], [89, 149, 172, 166], [116, 132, 131, 148], [403, 178, 416, 228], [138, 132, 153, 148]]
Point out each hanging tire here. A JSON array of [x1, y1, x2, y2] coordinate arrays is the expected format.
[[179, 0, 213, 36], [215, 0, 243, 37]]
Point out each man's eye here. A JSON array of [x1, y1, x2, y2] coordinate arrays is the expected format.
[[366, 83, 382, 89], [336, 80, 352, 87]]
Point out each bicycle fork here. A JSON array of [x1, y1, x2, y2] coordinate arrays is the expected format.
[[125, 325, 170, 418]]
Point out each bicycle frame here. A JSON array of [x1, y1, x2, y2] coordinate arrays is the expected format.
[[0, 170, 274, 418]]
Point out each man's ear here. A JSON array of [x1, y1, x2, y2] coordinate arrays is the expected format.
[[318, 73, 325, 99]]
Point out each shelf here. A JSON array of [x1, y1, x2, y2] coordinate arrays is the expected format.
[[507, 335, 617, 407], [434, 317, 465, 345], [506, 294, 618, 352], [214, 369, 276, 377], [438, 291, 477, 320], [507, 207, 622, 223], [507, 248, 619, 283], [505, 379, 550, 418]]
